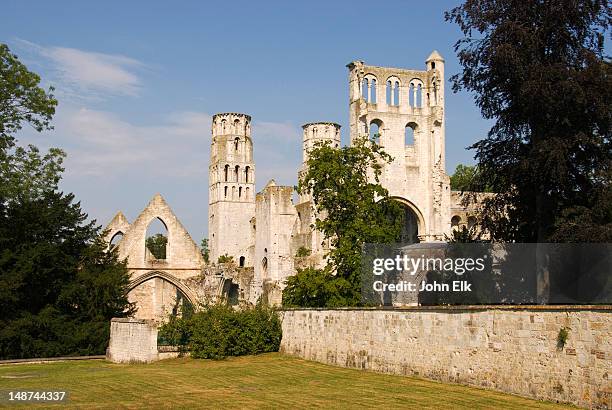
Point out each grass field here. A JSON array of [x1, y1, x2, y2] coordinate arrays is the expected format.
[[0, 353, 572, 409]]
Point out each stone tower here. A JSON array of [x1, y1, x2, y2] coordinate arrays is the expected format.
[[346, 51, 450, 242], [294, 122, 341, 262], [208, 113, 256, 266], [298, 122, 341, 203]]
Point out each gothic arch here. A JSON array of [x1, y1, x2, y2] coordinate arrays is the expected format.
[[389, 196, 426, 237], [129, 270, 198, 307]]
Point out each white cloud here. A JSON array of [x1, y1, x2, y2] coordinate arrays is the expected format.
[[25, 105, 301, 183], [14, 39, 146, 99], [48, 106, 212, 177]]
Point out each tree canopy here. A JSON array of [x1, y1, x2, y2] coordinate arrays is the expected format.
[[446, 0, 611, 242], [0, 43, 134, 359], [450, 164, 477, 191], [283, 137, 403, 307], [146, 233, 168, 259]]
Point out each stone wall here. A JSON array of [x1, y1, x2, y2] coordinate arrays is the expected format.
[[280, 307, 611, 408], [106, 318, 159, 363]]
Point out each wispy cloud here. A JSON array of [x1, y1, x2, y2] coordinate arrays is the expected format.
[[23, 105, 302, 184], [14, 39, 146, 99], [48, 106, 212, 177]]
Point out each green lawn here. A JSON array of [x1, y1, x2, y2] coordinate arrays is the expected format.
[[0, 353, 572, 409]]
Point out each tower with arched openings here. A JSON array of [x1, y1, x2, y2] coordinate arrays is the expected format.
[[208, 113, 256, 265], [347, 51, 450, 242]]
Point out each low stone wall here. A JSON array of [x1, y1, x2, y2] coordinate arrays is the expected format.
[[106, 318, 159, 363], [280, 306, 611, 408]]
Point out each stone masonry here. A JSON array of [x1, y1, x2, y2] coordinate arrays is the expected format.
[[280, 307, 612, 408], [106, 51, 484, 317]]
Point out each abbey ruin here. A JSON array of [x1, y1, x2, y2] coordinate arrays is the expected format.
[[105, 51, 480, 320]]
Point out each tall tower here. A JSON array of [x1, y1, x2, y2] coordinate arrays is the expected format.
[[346, 51, 450, 242], [295, 122, 341, 259], [298, 122, 341, 203], [208, 113, 256, 266]]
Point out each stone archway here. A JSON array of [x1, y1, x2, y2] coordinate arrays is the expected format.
[[390, 197, 425, 244], [129, 271, 198, 320]]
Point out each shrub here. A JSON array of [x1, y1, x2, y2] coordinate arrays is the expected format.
[[158, 303, 281, 360], [217, 254, 234, 264], [282, 267, 357, 308], [557, 327, 570, 349], [295, 246, 311, 257]]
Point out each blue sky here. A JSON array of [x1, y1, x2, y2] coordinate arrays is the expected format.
[[2, 0, 491, 241]]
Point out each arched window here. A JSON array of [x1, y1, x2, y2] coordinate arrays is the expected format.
[[110, 231, 124, 249], [245, 166, 250, 183], [234, 137, 239, 151], [224, 186, 228, 198], [431, 62, 436, 69], [145, 217, 168, 260], [234, 119, 240, 134], [246, 187, 250, 199], [239, 186, 242, 198], [369, 120, 382, 144], [231, 186, 236, 199], [224, 165, 229, 182], [386, 80, 392, 105], [221, 119, 226, 133], [409, 81, 424, 107], [239, 256, 245, 267], [451, 215, 461, 230], [234, 165, 240, 182], [467, 216, 476, 230], [405, 123, 416, 145], [363, 75, 378, 103]]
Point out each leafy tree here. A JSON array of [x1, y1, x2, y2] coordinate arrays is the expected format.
[[0, 44, 57, 146], [283, 267, 342, 308], [158, 302, 281, 360], [450, 164, 476, 191], [146, 233, 167, 259], [446, 1, 611, 242], [0, 43, 133, 359], [450, 164, 493, 192], [0, 44, 62, 203], [218, 254, 234, 264], [0, 191, 135, 358], [295, 246, 311, 257], [200, 238, 209, 263], [285, 137, 403, 306]]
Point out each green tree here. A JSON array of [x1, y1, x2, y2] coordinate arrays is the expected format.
[[200, 238, 209, 263], [450, 164, 476, 191], [0, 43, 62, 202], [446, 1, 611, 242], [282, 267, 337, 308], [146, 233, 167, 259], [0, 43, 134, 359], [285, 137, 403, 306], [0, 191, 135, 358], [0, 44, 57, 146], [217, 254, 234, 264]]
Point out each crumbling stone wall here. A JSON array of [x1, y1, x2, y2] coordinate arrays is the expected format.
[[280, 307, 611, 408]]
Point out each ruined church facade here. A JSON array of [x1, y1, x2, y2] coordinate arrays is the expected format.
[[209, 51, 472, 304], [106, 51, 480, 318]]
